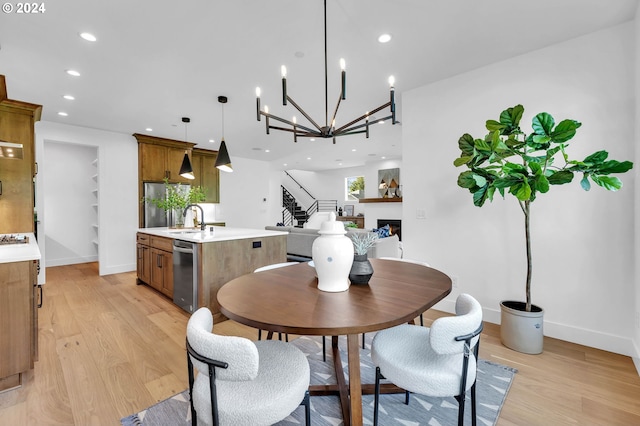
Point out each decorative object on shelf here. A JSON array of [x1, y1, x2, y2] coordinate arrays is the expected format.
[[348, 232, 377, 284], [343, 204, 354, 216], [214, 96, 233, 173], [378, 168, 400, 198], [254, 0, 396, 143], [312, 212, 353, 292], [454, 104, 633, 354], [178, 117, 195, 180], [338, 207, 343, 216]]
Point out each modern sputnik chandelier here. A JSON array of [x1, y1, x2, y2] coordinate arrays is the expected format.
[[255, 0, 396, 144]]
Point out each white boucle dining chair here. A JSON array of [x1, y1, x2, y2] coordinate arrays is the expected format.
[[370, 293, 484, 426], [186, 307, 310, 426]]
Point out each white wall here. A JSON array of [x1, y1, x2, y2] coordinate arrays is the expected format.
[[43, 142, 98, 266], [216, 156, 279, 229], [35, 121, 139, 277], [403, 23, 636, 357]]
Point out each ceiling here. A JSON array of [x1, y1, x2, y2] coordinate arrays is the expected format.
[[0, 0, 637, 171]]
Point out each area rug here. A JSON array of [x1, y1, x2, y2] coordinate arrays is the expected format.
[[122, 334, 517, 426]]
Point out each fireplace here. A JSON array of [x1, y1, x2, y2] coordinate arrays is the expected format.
[[377, 219, 402, 241]]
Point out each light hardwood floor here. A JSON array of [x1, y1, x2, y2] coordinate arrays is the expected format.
[[0, 263, 639, 425]]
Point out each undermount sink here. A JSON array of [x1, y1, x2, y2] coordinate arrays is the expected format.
[[168, 230, 202, 235]]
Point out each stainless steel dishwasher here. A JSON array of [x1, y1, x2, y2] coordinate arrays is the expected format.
[[173, 240, 198, 313]]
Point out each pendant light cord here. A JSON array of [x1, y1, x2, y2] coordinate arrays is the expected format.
[[324, 0, 328, 127]]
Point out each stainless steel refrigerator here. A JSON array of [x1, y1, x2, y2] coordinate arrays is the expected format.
[[143, 182, 190, 228]]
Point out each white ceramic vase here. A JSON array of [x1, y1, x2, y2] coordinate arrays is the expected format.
[[312, 212, 354, 292]]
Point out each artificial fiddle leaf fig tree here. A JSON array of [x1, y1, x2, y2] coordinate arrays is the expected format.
[[454, 104, 633, 312]]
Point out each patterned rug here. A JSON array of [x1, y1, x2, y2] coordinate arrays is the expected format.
[[122, 334, 517, 426]]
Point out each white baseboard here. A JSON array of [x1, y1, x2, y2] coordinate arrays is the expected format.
[[99, 263, 136, 276], [45, 255, 98, 267], [433, 297, 639, 363]]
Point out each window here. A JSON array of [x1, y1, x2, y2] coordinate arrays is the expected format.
[[346, 176, 365, 201]]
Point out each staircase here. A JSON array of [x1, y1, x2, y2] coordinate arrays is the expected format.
[[282, 188, 309, 227], [281, 186, 337, 227]]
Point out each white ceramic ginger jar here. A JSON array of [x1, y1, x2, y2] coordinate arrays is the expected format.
[[312, 212, 354, 292]]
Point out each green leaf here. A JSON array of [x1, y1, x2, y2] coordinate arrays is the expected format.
[[472, 174, 487, 187], [454, 156, 472, 167], [597, 160, 634, 174], [510, 181, 532, 201], [532, 112, 555, 136], [550, 119, 581, 143], [580, 174, 591, 191], [583, 150, 608, 165], [486, 120, 505, 132], [534, 174, 550, 193], [493, 176, 522, 189], [591, 175, 623, 191], [475, 138, 491, 153], [457, 171, 477, 189], [458, 134, 475, 156], [532, 134, 551, 145], [547, 170, 574, 185], [529, 162, 542, 175], [499, 105, 524, 130], [472, 185, 489, 207], [503, 162, 527, 175]]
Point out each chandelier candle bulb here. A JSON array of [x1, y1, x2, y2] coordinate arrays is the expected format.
[[256, 87, 261, 121], [281, 65, 287, 105], [340, 58, 346, 100]]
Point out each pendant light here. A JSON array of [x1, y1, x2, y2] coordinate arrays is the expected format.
[[214, 96, 233, 173], [179, 117, 195, 180]]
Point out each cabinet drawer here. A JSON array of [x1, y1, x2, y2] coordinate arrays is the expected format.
[[136, 233, 150, 245], [150, 235, 173, 252]]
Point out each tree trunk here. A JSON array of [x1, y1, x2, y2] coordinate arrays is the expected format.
[[524, 200, 532, 312]]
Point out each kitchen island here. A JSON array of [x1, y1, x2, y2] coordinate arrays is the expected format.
[[136, 226, 287, 322], [0, 233, 41, 392]]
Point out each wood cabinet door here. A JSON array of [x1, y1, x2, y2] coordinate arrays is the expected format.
[[192, 150, 220, 202], [140, 143, 167, 181], [137, 244, 151, 284], [150, 248, 173, 297], [149, 248, 165, 292], [167, 147, 193, 184], [160, 251, 174, 298], [0, 261, 32, 378]]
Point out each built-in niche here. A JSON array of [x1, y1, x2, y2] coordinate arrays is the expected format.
[[378, 168, 401, 198]]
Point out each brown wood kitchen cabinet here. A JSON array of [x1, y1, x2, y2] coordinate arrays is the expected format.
[[135, 133, 196, 184], [191, 148, 220, 203], [137, 232, 173, 298], [0, 259, 39, 392], [0, 75, 42, 234]]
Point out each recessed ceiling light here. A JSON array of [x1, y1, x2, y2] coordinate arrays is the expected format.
[[378, 34, 392, 43], [283, 163, 288, 167], [310, 138, 315, 142], [58, 112, 68, 116], [63, 94, 75, 100], [79, 32, 97, 42], [66, 69, 80, 77], [209, 139, 215, 143], [307, 157, 311, 160], [145, 128, 153, 132], [351, 149, 357, 152], [265, 149, 270, 153], [381, 156, 386, 159]]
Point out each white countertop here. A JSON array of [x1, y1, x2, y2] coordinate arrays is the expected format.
[[0, 233, 41, 264], [138, 226, 288, 243]]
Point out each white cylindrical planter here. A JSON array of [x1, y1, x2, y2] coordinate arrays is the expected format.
[[500, 301, 544, 354], [312, 212, 354, 292]]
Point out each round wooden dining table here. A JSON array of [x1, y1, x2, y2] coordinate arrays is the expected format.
[[217, 258, 452, 426]]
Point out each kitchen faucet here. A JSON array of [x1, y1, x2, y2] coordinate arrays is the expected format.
[[183, 204, 206, 231]]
